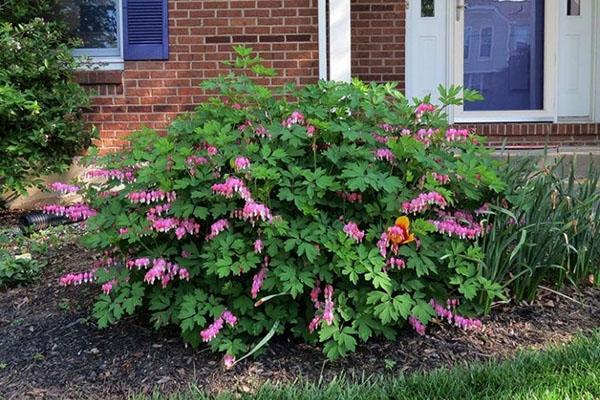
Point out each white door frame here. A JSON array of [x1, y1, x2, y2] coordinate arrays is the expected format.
[[450, 0, 558, 123], [595, 1, 600, 122]]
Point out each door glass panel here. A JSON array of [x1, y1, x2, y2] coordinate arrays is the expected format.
[[464, 0, 544, 111], [568, 0, 581, 16], [421, 0, 435, 17]]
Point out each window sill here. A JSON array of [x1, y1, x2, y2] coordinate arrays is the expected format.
[[75, 57, 125, 71]]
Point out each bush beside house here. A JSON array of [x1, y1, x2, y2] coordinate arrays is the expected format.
[[43, 48, 513, 365], [0, 1, 93, 199]]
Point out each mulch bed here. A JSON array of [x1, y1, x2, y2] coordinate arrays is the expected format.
[[1, 211, 599, 399]]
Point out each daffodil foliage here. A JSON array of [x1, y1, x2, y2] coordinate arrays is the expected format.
[[60, 46, 507, 362]]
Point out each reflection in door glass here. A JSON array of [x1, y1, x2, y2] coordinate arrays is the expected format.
[[568, 0, 581, 16], [463, 0, 544, 111], [421, 0, 434, 17]]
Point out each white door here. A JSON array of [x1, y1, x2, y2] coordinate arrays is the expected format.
[[453, 0, 557, 122], [557, 0, 594, 118], [405, 0, 448, 102]]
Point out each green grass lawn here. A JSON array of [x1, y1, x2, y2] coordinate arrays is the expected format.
[[136, 329, 600, 400]]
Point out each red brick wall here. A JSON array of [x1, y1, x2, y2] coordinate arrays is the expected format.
[[81, 0, 600, 151], [81, 0, 320, 152], [350, 0, 406, 86], [459, 123, 600, 148]]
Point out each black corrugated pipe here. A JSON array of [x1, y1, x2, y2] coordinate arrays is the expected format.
[[19, 212, 74, 233]]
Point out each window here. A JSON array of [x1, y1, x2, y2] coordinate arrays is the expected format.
[[421, 0, 435, 18], [464, 26, 472, 60], [479, 27, 492, 58], [567, 0, 581, 16], [57, 0, 123, 64]]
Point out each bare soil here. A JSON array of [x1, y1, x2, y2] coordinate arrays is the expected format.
[[0, 210, 599, 399]]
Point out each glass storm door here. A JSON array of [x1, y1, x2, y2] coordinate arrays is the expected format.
[[454, 0, 553, 121]]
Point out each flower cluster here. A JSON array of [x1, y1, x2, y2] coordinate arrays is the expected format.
[[48, 182, 80, 194], [379, 123, 395, 133], [454, 315, 483, 331], [126, 257, 151, 269], [336, 191, 363, 203], [127, 190, 176, 204], [143, 258, 190, 287], [200, 310, 238, 342], [430, 299, 482, 331], [374, 148, 395, 163], [306, 125, 316, 138], [445, 128, 470, 142], [233, 156, 251, 172], [372, 132, 389, 144], [253, 239, 263, 254], [43, 203, 97, 221], [212, 176, 252, 201], [206, 145, 218, 156], [238, 201, 273, 224], [343, 221, 365, 243], [384, 257, 406, 272], [416, 103, 435, 119], [207, 219, 230, 240], [377, 216, 415, 258], [402, 192, 447, 214], [308, 282, 335, 332], [282, 110, 305, 128], [146, 204, 200, 240], [415, 128, 435, 146], [409, 316, 426, 336], [254, 125, 271, 138], [431, 173, 450, 185], [186, 155, 208, 166], [86, 168, 136, 183], [186, 156, 208, 175], [59, 270, 96, 286], [475, 203, 490, 215], [101, 279, 117, 295], [430, 211, 484, 240], [223, 354, 236, 369], [251, 257, 269, 299]]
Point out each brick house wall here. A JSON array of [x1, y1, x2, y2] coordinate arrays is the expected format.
[[79, 0, 600, 152], [79, 0, 321, 152], [350, 0, 406, 84]]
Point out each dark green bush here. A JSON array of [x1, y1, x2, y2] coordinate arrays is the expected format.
[[0, 1, 94, 196], [46, 47, 507, 363]]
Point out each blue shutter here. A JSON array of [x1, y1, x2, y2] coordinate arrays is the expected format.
[[123, 0, 169, 60]]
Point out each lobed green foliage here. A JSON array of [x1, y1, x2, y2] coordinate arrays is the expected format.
[[0, 1, 94, 196], [77, 47, 506, 361], [0, 228, 47, 287]]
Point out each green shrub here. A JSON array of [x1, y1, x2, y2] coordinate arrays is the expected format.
[[0, 249, 45, 286], [0, 9, 94, 196], [48, 47, 507, 363], [0, 229, 47, 286], [480, 157, 600, 301]]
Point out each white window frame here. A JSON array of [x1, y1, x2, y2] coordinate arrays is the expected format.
[[478, 26, 493, 59], [451, 1, 558, 123], [71, 0, 124, 70]]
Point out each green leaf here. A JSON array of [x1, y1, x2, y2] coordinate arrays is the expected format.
[[412, 301, 435, 324]]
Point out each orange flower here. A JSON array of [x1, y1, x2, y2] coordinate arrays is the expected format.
[[388, 216, 415, 245]]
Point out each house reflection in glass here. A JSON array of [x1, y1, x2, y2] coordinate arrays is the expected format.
[[463, 0, 544, 111]]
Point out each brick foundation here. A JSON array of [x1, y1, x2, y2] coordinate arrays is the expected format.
[[458, 123, 600, 147]]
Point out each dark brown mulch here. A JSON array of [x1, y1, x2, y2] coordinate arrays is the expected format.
[[0, 211, 599, 399]]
